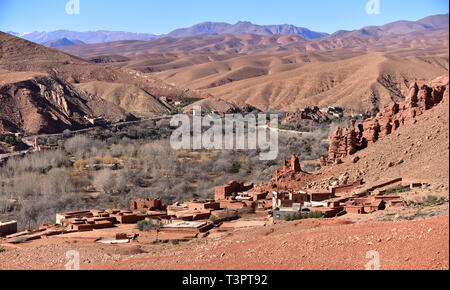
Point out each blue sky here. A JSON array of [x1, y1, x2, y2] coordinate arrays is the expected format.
[[0, 0, 448, 34]]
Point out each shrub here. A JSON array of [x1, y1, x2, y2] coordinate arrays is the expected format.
[[230, 161, 241, 173], [136, 220, 162, 231], [93, 169, 116, 194], [74, 159, 87, 170], [284, 211, 324, 221], [265, 160, 277, 168], [64, 135, 91, 155]]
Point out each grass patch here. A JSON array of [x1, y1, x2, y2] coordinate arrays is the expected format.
[[385, 185, 412, 194]]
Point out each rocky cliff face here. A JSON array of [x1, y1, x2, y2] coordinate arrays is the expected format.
[[0, 75, 133, 134], [324, 75, 449, 166]]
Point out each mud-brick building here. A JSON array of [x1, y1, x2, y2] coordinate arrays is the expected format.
[[214, 181, 254, 200]]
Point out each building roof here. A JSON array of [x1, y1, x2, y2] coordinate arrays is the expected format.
[[163, 221, 207, 229]]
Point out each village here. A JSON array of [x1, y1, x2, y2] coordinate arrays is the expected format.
[[0, 154, 426, 247]]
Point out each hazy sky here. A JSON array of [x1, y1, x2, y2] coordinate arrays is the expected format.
[[0, 0, 448, 34]]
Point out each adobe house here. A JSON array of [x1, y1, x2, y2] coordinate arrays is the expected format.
[[219, 199, 254, 210], [161, 221, 214, 234], [56, 209, 160, 230], [0, 220, 17, 237], [331, 180, 364, 195], [364, 199, 385, 213], [307, 190, 335, 202], [214, 181, 254, 201], [344, 196, 386, 214], [186, 200, 221, 211], [130, 198, 166, 212], [272, 191, 308, 209], [345, 205, 365, 214]]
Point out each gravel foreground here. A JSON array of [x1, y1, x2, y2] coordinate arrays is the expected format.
[[0, 215, 448, 270]]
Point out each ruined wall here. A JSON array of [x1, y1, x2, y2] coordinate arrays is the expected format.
[[326, 76, 449, 165], [0, 220, 18, 236], [214, 181, 254, 200], [130, 198, 165, 211]]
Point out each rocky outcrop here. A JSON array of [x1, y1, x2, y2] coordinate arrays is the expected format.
[[244, 154, 316, 199], [326, 75, 449, 166], [0, 75, 134, 134], [282, 106, 330, 127]]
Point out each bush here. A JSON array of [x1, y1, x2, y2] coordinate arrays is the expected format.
[[74, 159, 87, 170], [284, 211, 324, 221], [230, 161, 241, 173], [265, 160, 277, 168], [136, 220, 162, 231], [64, 135, 91, 155], [93, 169, 116, 194], [386, 185, 411, 194]]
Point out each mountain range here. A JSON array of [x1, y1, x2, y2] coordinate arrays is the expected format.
[[42, 38, 85, 48], [6, 13, 448, 46], [166, 21, 329, 39], [331, 13, 449, 37], [0, 13, 448, 134]]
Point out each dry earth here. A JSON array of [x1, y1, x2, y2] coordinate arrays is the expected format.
[[0, 214, 447, 270]]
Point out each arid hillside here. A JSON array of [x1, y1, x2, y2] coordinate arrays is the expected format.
[[0, 31, 202, 127], [57, 29, 449, 113], [73, 82, 170, 118], [153, 52, 448, 113], [0, 71, 134, 134], [0, 31, 216, 133], [59, 29, 449, 56]]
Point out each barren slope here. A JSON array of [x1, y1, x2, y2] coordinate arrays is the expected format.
[[57, 28, 448, 113], [0, 72, 134, 134], [155, 52, 448, 113], [0, 31, 203, 117], [74, 82, 170, 118], [59, 29, 449, 56]]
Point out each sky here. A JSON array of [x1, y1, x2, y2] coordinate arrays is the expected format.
[[0, 0, 448, 34]]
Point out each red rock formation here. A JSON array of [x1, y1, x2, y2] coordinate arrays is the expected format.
[[268, 155, 315, 192], [326, 75, 449, 166]]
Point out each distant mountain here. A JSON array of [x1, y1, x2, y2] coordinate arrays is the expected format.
[[59, 29, 448, 56], [19, 30, 161, 44], [167, 21, 329, 39], [8, 13, 448, 45], [6, 31, 20, 37], [42, 38, 85, 48], [11, 22, 328, 45], [331, 13, 449, 37]]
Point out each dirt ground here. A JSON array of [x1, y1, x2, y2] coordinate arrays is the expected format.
[[1, 212, 448, 270]]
